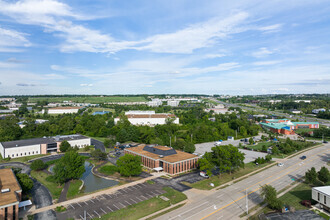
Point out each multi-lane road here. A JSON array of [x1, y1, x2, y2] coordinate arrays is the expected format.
[[156, 143, 329, 220]]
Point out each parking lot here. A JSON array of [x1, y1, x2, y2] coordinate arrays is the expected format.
[[56, 182, 166, 220]]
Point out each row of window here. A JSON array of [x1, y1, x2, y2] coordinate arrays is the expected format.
[[10, 151, 38, 158], [318, 192, 327, 204]]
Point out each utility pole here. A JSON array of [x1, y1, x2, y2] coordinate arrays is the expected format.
[[191, 133, 193, 142]]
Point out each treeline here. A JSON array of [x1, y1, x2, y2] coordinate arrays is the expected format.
[[259, 100, 329, 114]]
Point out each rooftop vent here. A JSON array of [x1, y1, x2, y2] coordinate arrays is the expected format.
[[16, 144, 18, 147], [1, 188, 10, 193], [159, 155, 164, 158]]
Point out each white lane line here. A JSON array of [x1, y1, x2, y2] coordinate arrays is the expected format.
[[136, 197, 142, 201], [169, 201, 209, 219], [156, 190, 163, 194], [135, 184, 141, 188], [94, 210, 101, 218], [101, 195, 107, 199], [117, 190, 122, 194], [76, 203, 82, 207], [113, 204, 120, 210], [69, 204, 75, 209], [100, 208, 107, 214], [107, 206, 113, 212], [216, 194, 223, 198], [246, 180, 253, 184], [185, 205, 214, 220], [122, 188, 128, 193], [125, 200, 132, 206], [130, 198, 137, 203], [146, 193, 153, 198], [84, 201, 88, 205]]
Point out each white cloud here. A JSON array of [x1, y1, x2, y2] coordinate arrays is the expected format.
[[258, 24, 282, 33], [0, 27, 31, 51], [251, 47, 274, 58], [80, 83, 93, 87], [252, 60, 281, 66], [204, 54, 226, 59]]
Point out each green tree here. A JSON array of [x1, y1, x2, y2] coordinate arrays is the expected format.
[[184, 142, 196, 153], [90, 149, 107, 161], [249, 137, 254, 145], [53, 151, 85, 184], [198, 158, 213, 176], [103, 139, 112, 148], [16, 173, 34, 193], [318, 166, 330, 184], [117, 154, 142, 178], [30, 159, 47, 171], [59, 140, 71, 152], [261, 184, 283, 210], [305, 167, 318, 184], [272, 146, 279, 155]]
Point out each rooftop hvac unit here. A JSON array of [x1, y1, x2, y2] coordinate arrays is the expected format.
[[159, 155, 164, 158], [1, 188, 10, 193]]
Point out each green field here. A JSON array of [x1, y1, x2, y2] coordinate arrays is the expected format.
[[67, 180, 83, 199], [28, 96, 148, 104], [241, 141, 273, 151], [30, 170, 63, 200]]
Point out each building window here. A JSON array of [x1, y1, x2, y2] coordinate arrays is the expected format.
[[32, 151, 34, 154], [29, 152, 30, 155], [16, 154, 18, 156], [21, 153, 22, 156], [318, 193, 320, 201], [5, 207, 8, 220], [25, 152, 26, 155], [12, 154, 14, 157], [36, 151, 38, 153], [13, 205, 16, 220], [325, 195, 327, 204]]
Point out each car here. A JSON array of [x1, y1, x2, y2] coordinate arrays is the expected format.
[[300, 156, 307, 160], [277, 162, 284, 167], [200, 171, 209, 178], [323, 141, 328, 144], [115, 152, 121, 156], [240, 139, 244, 142]]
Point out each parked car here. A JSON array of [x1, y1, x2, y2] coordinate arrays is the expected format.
[[323, 141, 328, 144], [200, 171, 209, 178], [277, 162, 284, 167], [300, 156, 307, 160]]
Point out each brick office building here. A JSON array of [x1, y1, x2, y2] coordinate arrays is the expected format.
[[260, 119, 319, 135], [0, 169, 22, 220], [124, 145, 199, 175]]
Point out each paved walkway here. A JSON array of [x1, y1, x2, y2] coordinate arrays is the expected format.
[[27, 172, 165, 215], [58, 181, 70, 203]]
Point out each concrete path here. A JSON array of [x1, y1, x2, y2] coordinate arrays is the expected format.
[[58, 181, 70, 203]]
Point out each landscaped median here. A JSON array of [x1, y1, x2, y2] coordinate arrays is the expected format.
[[97, 187, 187, 220], [183, 161, 275, 190]]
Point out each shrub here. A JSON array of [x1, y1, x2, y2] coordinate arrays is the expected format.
[[99, 165, 118, 175], [30, 159, 47, 171]]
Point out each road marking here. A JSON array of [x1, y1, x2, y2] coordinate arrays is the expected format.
[[119, 202, 126, 208], [125, 200, 131, 206], [84, 201, 88, 205], [107, 206, 113, 212], [136, 197, 142, 201], [94, 210, 101, 218], [87, 212, 93, 219], [200, 149, 329, 220], [146, 193, 153, 198], [113, 204, 120, 210], [130, 198, 137, 203], [69, 204, 75, 209], [100, 208, 107, 214], [141, 195, 148, 200], [117, 190, 122, 194], [90, 199, 95, 204], [156, 190, 163, 194], [79, 215, 84, 220], [122, 188, 128, 193], [76, 202, 82, 207], [95, 197, 101, 201], [169, 201, 209, 219], [101, 195, 107, 199], [216, 194, 223, 198]]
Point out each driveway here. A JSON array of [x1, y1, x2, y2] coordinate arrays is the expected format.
[[0, 162, 56, 220], [28, 153, 90, 163], [91, 138, 105, 152]]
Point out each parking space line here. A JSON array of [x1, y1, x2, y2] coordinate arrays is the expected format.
[[100, 208, 107, 214], [87, 212, 93, 219], [146, 193, 153, 198], [101, 195, 107, 199], [131, 185, 137, 190], [69, 204, 75, 209], [113, 204, 120, 210], [135, 197, 142, 202], [107, 206, 113, 212], [95, 197, 101, 201], [94, 210, 101, 218], [125, 200, 131, 206], [79, 215, 84, 220], [84, 201, 88, 205], [90, 199, 95, 204], [76, 202, 82, 207], [130, 198, 137, 203], [122, 188, 128, 193], [141, 195, 148, 200], [155, 190, 163, 194], [150, 191, 158, 196], [119, 202, 126, 208], [136, 184, 142, 188]]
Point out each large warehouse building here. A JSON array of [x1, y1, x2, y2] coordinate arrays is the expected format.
[[41, 106, 83, 114], [124, 145, 199, 175], [115, 111, 179, 126], [260, 119, 319, 135], [0, 169, 22, 220], [0, 134, 91, 159]]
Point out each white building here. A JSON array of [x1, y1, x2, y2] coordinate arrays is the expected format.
[[147, 99, 163, 107], [0, 135, 91, 158], [312, 108, 326, 114], [294, 100, 311, 103], [42, 107, 83, 114], [167, 100, 180, 107], [115, 111, 179, 126], [268, 100, 282, 104], [312, 186, 330, 212], [205, 105, 231, 114], [290, 109, 301, 114]]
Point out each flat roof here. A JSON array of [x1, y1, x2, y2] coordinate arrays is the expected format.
[[313, 186, 330, 196], [125, 145, 198, 163], [49, 107, 82, 110], [1, 134, 89, 149], [124, 114, 177, 119], [0, 169, 21, 207], [292, 122, 319, 125], [260, 122, 289, 130]]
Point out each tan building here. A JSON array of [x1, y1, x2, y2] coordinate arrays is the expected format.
[[0, 169, 22, 220], [125, 145, 199, 175]]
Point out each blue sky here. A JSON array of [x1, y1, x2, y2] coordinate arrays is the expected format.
[[0, 0, 329, 95]]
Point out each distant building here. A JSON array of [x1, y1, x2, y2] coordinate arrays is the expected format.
[[167, 100, 180, 107], [125, 145, 199, 175], [147, 99, 163, 107], [205, 105, 231, 114], [42, 107, 83, 114], [312, 186, 330, 212], [0, 98, 15, 102], [268, 100, 282, 104], [92, 111, 110, 115], [0, 169, 22, 220], [294, 100, 311, 103], [115, 111, 179, 126], [312, 108, 326, 114], [290, 109, 301, 114], [260, 119, 319, 135], [0, 134, 91, 159]]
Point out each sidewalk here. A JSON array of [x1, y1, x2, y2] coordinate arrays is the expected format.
[[140, 200, 187, 220], [27, 172, 164, 215]]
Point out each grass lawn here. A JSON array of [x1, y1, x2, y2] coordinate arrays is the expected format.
[[30, 171, 63, 200], [242, 141, 273, 151], [98, 187, 187, 220], [66, 180, 83, 199], [278, 182, 312, 210], [185, 162, 274, 190], [28, 96, 147, 104], [99, 164, 118, 175], [0, 154, 50, 164]]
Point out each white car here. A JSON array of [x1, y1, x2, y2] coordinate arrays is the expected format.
[[277, 162, 284, 167], [215, 141, 222, 146]]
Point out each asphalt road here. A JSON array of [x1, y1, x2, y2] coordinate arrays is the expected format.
[[155, 143, 330, 220], [91, 138, 105, 152]]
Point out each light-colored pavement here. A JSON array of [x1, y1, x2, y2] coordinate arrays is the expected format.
[[155, 143, 329, 220], [195, 134, 267, 163]]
